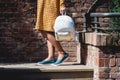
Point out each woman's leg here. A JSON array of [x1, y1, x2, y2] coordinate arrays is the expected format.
[[40, 31, 68, 64], [40, 31, 55, 60], [45, 32, 66, 59], [46, 40, 55, 60], [37, 31, 55, 64]]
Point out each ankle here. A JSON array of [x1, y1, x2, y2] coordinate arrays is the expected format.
[[45, 57, 54, 60], [57, 52, 65, 59], [58, 51, 65, 55]]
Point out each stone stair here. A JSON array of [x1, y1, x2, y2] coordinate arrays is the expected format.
[[0, 63, 93, 80]]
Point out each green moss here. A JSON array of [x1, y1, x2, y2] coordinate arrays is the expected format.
[[109, 0, 120, 28], [109, 0, 120, 12]]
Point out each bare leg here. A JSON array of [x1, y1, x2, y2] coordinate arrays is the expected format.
[[46, 40, 55, 60], [40, 30, 68, 64], [45, 32, 66, 59], [40, 31, 55, 60]]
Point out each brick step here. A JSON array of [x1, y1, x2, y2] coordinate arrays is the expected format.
[[0, 63, 93, 80]]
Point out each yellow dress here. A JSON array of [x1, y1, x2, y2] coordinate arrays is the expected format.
[[35, 0, 65, 32]]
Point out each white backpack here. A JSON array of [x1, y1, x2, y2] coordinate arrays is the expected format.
[[54, 14, 76, 41]]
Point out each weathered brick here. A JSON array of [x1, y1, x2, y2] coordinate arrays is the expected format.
[[110, 73, 120, 79], [99, 67, 110, 73], [109, 58, 116, 67], [99, 72, 109, 79], [116, 58, 120, 66], [110, 67, 119, 73], [98, 58, 110, 67], [116, 53, 120, 58]]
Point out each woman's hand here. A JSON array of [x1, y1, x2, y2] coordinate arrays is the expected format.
[[60, 8, 66, 15]]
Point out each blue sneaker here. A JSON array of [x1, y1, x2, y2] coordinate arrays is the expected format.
[[53, 53, 69, 65], [37, 59, 55, 65]]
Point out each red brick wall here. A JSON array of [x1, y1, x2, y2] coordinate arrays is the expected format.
[[81, 33, 120, 80], [0, 0, 48, 62], [0, 0, 78, 63], [0, 0, 109, 64], [0, 0, 108, 62], [2, 0, 119, 80]]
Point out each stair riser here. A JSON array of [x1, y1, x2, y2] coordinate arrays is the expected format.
[[0, 71, 93, 80]]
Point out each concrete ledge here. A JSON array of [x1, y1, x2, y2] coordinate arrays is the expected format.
[[85, 33, 109, 46], [0, 63, 93, 80], [80, 32, 120, 46], [0, 63, 93, 72]]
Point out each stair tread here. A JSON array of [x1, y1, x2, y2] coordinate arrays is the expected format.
[[0, 62, 93, 72]]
